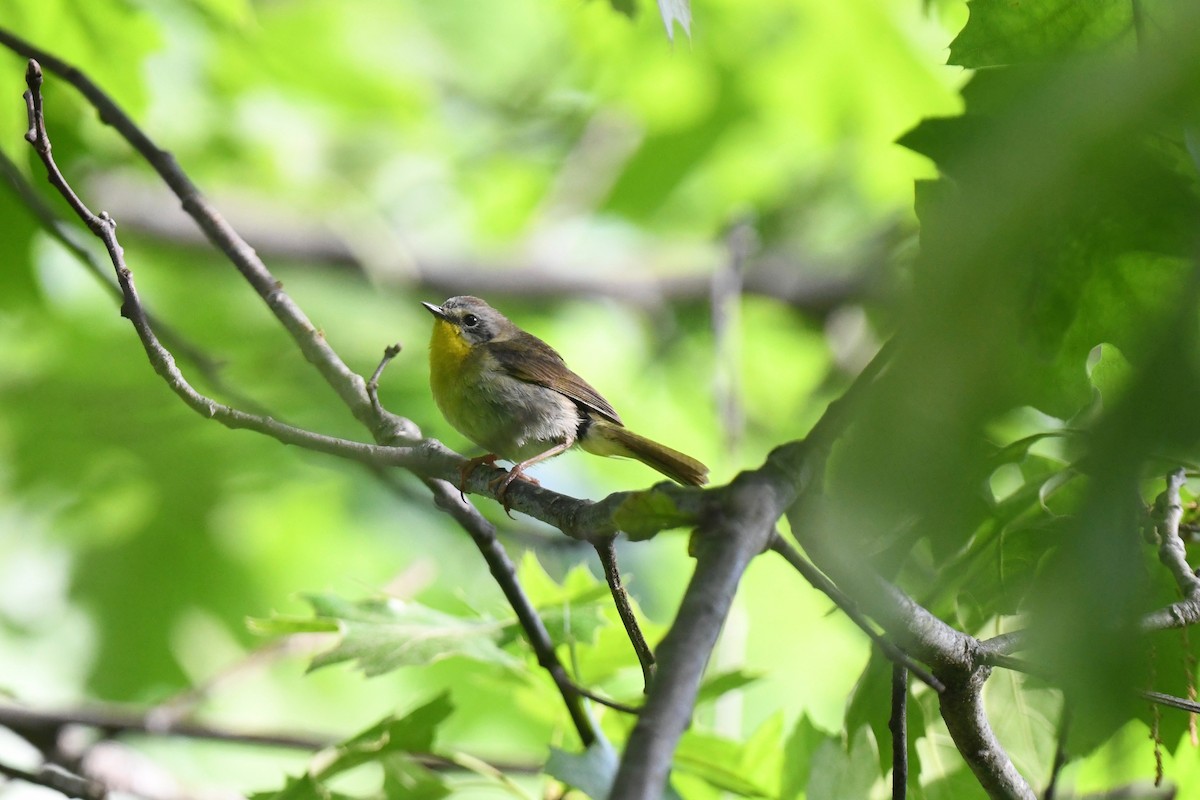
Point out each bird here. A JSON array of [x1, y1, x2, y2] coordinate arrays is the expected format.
[[422, 296, 708, 510]]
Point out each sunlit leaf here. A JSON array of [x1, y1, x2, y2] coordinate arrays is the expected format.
[[251, 593, 522, 676], [675, 730, 774, 797]]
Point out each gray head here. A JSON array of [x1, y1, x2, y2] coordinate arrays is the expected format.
[[421, 296, 516, 345]]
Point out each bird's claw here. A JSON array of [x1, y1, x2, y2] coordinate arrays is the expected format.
[[488, 469, 540, 518], [458, 454, 499, 501]]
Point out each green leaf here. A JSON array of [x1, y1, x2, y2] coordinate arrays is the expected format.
[[314, 693, 454, 781], [695, 668, 762, 706], [380, 757, 452, 800], [254, 697, 453, 800], [507, 554, 613, 647], [1087, 342, 1132, 404], [546, 740, 620, 799], [675, 730, 774, 797], [805, 726, 880, 800], [781, 715, 832, 800], [949, 0, 1132, 68], [254, 593, 521, 676], [249, 774, 348, 800], [602, 0, 638, 17], [984, 669, 1060, 788], [613, 489, 696, 540]]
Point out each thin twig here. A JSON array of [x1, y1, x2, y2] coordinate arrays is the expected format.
[[890, 664, 908, 800], [0, 702, 330, 752], [595, 537, 656, 693], [769, 533, 944, 691], [712, 218, 754, 453], [1043, 704, 1070, 800], [566, 681, 643, 715], [421, 476, 602, 747], [0, 759, 105, 800], [0, 148, 276, 415], [366, 343, 403, 413]]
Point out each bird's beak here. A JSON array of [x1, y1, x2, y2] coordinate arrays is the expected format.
[[421, 301, 448, 320]]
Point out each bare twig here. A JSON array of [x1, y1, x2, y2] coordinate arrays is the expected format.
[[769, 534, 944, 691], [82, 173, 888, 316], [0, 148, 277, 416], [366, 343, 403, 414], [0, 759, 105, 800], [566, 681, 643, 715], [0, 702, 330, 752], [421, 476, 602, 747], [891, 664, 908, 800], [1043, 704, 1070, 800], [712, 218, 754, 453], [595, 537, 657, 693], [1154, 469, 1200, 596], [1, 28, 415, 442]]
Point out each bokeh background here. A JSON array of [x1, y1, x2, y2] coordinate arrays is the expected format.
[[5, 0, 1197, 798]]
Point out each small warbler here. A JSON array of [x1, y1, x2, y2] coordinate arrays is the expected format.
[[422, 296, 708, 507]]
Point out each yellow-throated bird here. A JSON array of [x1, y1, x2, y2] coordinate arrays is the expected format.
[[422, 296, 708, 508]]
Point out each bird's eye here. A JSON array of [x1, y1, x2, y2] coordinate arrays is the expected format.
[[462, 314, 479, 328]]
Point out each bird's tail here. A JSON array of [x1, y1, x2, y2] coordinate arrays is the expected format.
[[580, 420, 709, 486]]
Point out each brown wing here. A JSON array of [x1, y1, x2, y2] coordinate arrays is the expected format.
[[488, 333, 623, 425]]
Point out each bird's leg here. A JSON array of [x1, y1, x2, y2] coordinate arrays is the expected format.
[[490, 440, 572, 517], [459, 453, 500, 501]]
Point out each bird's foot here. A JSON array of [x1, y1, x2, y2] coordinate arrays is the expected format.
[[458, 453, 499, 501], [488, 468, 540, 518]]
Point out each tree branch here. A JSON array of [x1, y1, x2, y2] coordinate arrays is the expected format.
[[0, 759, 105, 800], [1153, 469, 1200, 597], [595, 537, 657, 693], [420, 476, 603, 747], [83, 172, 887, 316], [608, 444, 808, 799], [891, 664, 908, 800], [769, 533, 944, 691], [938, 667, 1036, 800]]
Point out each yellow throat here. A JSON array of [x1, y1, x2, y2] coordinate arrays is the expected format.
[[429, 317, 474, 401]]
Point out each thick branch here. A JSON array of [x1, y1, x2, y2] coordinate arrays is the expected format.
[[607, 444, 807, 799], [85, 173, 886, 316], [938, 668, 1036, 800]]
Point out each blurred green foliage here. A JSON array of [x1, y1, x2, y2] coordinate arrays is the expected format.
[[0, 0, 1198, 797]]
